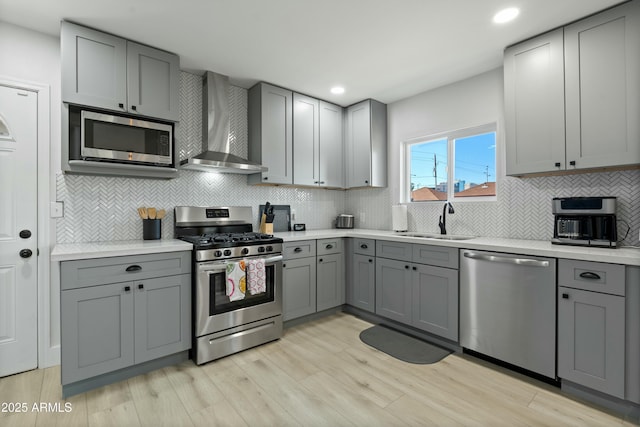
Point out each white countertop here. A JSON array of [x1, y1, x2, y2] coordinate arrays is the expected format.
[[50, 231, 640, 266], [274, 229, 640, 266], [50, 239, 193, 262]]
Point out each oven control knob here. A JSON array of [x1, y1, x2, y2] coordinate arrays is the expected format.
[[223, 250, 231, 256], [241, 248, 249, 255], [214, 250, 222, 257], [258, 247, 265, 253], [266, 246, 273, 252]]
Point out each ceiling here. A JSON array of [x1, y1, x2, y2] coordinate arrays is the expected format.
[[0, 0, 623, 106]]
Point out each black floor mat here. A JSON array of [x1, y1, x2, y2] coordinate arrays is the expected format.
[[359, 324, 452, 364]]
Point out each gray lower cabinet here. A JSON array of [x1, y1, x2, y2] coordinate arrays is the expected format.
[[282, 257, 317, 321], [61, 282, 135, 384], [374, 242, 459, 341], [557, 259, 626, 399], [133, 275, 191, 364], [60, 251, 191, 392], [316, 238, 345, 311], [375, 257, 413, 324], [558, 286, 625, 399], [348, 253, 376, 312], [412, 264, 458, 341]]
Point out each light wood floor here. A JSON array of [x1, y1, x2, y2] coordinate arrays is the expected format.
[[1, 312, 637, 426]]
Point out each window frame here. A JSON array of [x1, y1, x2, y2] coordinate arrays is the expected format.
[[402, 123, 497, 203]]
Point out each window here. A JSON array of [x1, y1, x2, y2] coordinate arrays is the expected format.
[[405, 124, 496, 202]]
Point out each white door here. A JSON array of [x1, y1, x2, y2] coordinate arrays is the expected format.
[[0, 84, 38, 377]]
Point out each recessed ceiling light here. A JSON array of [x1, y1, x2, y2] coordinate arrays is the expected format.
[[330, 86, 345, 95], [493, 7, 519, 24]]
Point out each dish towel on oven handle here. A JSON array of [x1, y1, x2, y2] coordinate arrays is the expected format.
[[226, 260, 246, 301], [247, 258, 266, 295]]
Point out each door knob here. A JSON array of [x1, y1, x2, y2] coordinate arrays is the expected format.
[[19, 249, 33, 258], [19, 230, 32, 239]]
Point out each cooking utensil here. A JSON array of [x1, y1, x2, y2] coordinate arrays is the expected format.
[[148, 207, 157, 219], [138, 207, 148, 219], [156, 209, 166, 220]]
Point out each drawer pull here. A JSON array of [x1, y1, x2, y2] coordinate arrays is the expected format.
[[294, 247, 303, 253], [319, 258, 323, 263], [124, 286, 131, 292], [126, 265, 142, 272], [412, 266, 417, 271], [138, 284, 144, 290], [325, 244, 333, 249], [405, 265, 409, 269], [579, 271, 601, 280], [360, 244, 368, 249], [368, 259, 373, 263], [562, 293, 569, 299]]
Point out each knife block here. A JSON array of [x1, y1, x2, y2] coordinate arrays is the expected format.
[[259, 214, 273, 234]]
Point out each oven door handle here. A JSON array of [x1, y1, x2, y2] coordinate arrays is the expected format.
[[201, 255, 283, 275]]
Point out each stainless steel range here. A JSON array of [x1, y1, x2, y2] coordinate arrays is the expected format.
[[175, 206, 283, 365]]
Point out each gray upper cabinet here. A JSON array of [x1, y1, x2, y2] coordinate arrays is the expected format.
[[292, 95, 344, 188], [61, 21, 127, 113], [564, 1, 640, 170], [293, 93, 320, 187], [318, 101, 344, 188], [61, 21, 180, 122], [126, 42, 180, 121], [248, 83, 293, 185], [504, 29, 566, 175], [505, 2, 640, 175], [345, 99, 387, 188]]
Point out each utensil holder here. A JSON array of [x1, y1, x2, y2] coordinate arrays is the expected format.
[[143, 219, 161, 240]]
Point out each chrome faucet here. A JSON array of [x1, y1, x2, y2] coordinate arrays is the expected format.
[[438, 202, 455, 234]]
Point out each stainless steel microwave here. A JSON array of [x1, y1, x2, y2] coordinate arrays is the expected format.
[[74, 109, 173, 166]]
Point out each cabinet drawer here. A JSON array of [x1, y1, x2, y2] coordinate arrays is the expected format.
[[413, 245, 459, 269], [353, 238, 375, 256], [283, 240, 316, 260], [317, 238, 343, 256], [558, 259, 625, 296], [376, 240, 412, 261], [61, 251, 191, 290]]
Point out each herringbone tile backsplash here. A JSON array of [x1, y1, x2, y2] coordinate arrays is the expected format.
[[57, 71, 640, 247]]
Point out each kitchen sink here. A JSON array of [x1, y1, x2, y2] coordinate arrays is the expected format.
[[401, 233, 475, 241]]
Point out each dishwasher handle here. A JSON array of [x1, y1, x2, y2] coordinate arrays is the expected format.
[[463, 251, 550, 268]]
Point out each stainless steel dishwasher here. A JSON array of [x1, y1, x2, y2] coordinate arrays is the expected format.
[[460, 249, 557, 379]]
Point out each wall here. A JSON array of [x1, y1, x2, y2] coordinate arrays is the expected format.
[[347, 68, 640, 247], [55, 72, 346, 242]]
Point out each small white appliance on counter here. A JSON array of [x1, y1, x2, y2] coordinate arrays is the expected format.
[[392, 205, 408, 232]]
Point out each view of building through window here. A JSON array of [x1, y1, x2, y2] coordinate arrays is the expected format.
[[408, 128, 496, 202]]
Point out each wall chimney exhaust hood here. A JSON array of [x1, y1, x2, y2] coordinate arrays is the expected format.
[[180, 71, 267, 174]]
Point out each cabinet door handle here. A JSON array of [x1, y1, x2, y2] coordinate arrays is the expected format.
[[365, 180, 369, 184], [360, 244, 368, 249], [554, 162, 561, 167], [131, 105, 137, 111], [569, 160, 576, 166], [294, 247, 302, 253], [579, 271, 601, 280], [263, 176, 269, 180], [368, 259, 373, 263], [405, 265, 409, 269], [126, 265, 142, 272], [283, 263, 286, 268], [412, 266, 417, 271], [138, 284, 144, 290], [325, 244, 333, 249], [118, 103, 124, 109], [562, 293, 569, 299], [319, 258, 323, 263], [124, 286, 131, 292]]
